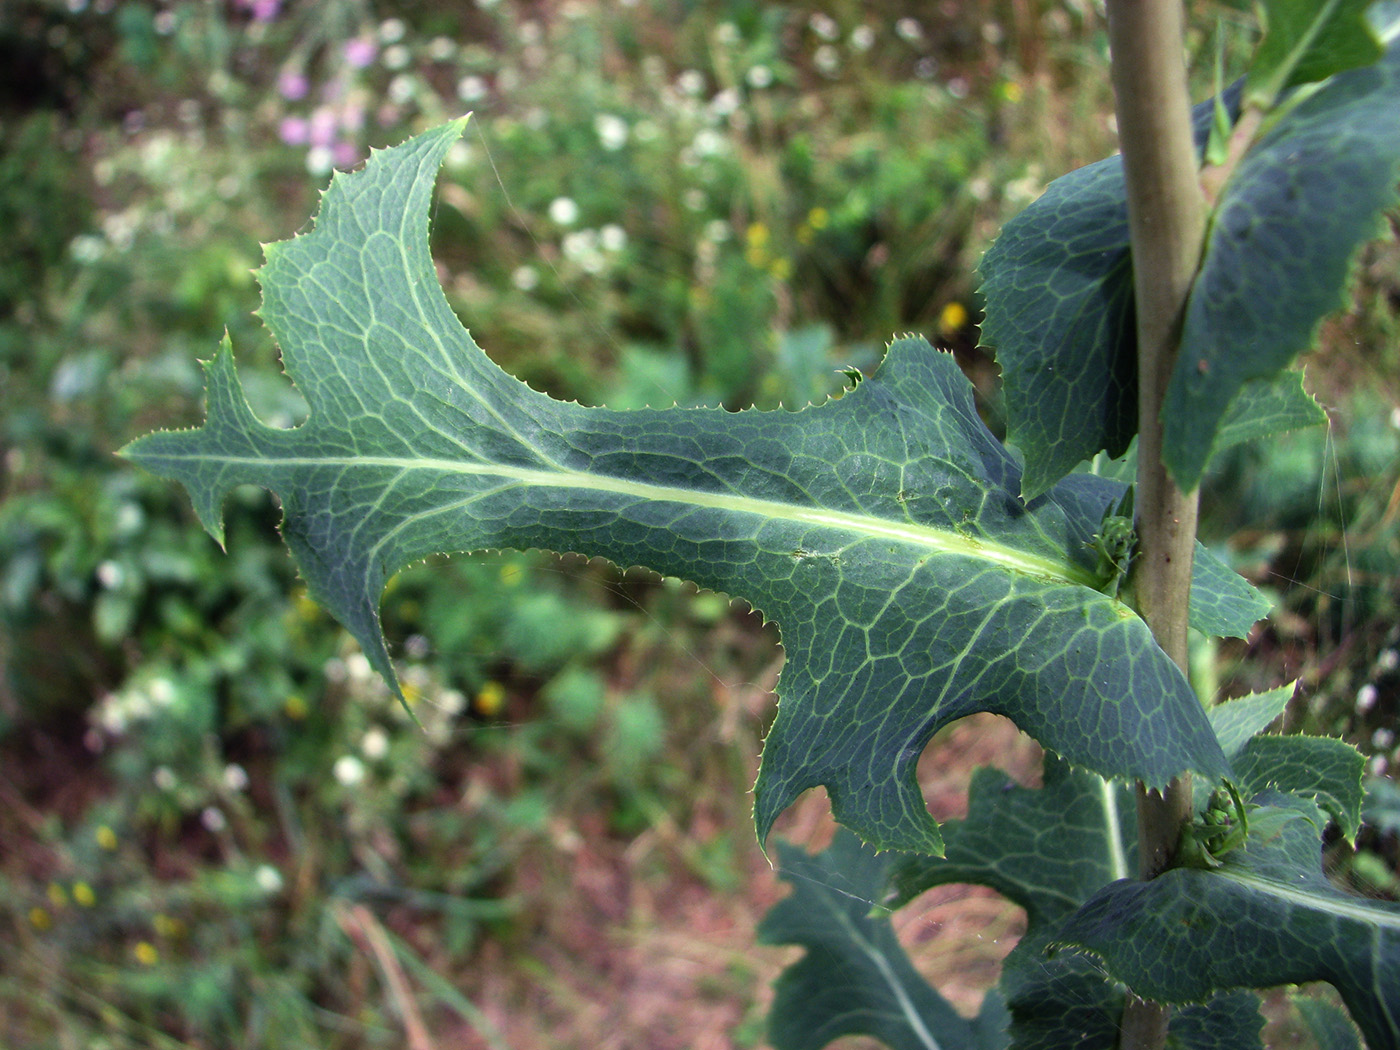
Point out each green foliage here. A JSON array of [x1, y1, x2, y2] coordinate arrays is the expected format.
[[26, 0, 1400, 1047], [1165, 26, 1400, 485], [982, 12, 1400, 494], [759, 831, 1009, 1050], [123, 120, 1288, 854]]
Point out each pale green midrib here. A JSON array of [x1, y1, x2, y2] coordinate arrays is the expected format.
[[1220, 869, 1400, 928], [1100, 777, 1131, 882], [171, 451, 1098, 588], [830, 899, 944, 1050]]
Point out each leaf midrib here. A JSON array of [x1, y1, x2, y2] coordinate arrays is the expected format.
[[166, 450, 1099, 588], [1219, 869, 1400, 928]]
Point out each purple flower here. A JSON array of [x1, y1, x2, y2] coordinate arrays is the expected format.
[[237, 0, 281, 21], [344, 37, 377, 69], [309, 108, 338, 148], [277, 70, 309, 101], [332, 141, 361, 169], [278, 116, 309, 145]]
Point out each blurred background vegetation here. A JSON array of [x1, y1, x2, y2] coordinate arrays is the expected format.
[[0, 1, 1397, 1047]]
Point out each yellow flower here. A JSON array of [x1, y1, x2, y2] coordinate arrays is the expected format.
[[133, 941, 159, 966], [46, 882, 68, 908], [153, 913, 186, 939], [28, 907, 51, 931], [806, 206, 829, 230], [768, 258, 793, 281], [474, 681, 506, 717], [999, 80, 1024, 103], [938, 301, 969, 337], [95, 825, 118, 851], [72, 882, 96, 908], [745, 222, 770, 249], [284, 694, 309, 720]]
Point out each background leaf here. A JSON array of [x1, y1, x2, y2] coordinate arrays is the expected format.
[[1246, 0, 1383, 105], [1163, 34, 1400, 487], [759, 832, 1008, 1050], [123, 120, 1240, 854]]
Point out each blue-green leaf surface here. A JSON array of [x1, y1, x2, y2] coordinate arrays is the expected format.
[[122, 119, 1239, 855], [1211, 372, 1328, 454], [979, 89, 1242, 499], [884, 756, 1263, 1049], [1231, 733, 1366, 842], [759, 831, 1008, 1050], [1054, 793, 1400, 1050], [1163, 29, 1400, 486], [1206, 685, 1292, 758]]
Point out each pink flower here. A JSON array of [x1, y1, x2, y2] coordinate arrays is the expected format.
[[277, 70, 309, 101], [344, 37, 377, 68], [278, 116, 309, 145], [308, 108, 338, 148], [237, 0, 281, 21], [332, 141, 360, 169]]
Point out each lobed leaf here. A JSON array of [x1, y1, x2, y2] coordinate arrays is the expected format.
[[1231, 733, 1366, 842], [1205, 684, 1293, 759], [885, 755, 1263, 1049], [759, 832, 1008, 1050], [122, 119, 1244, 855], [1297, 995, 1367, 1050], [1053, 792, 1400, 1050]]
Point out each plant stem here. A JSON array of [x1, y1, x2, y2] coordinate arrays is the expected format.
[[1103, 0, 1208, 1047]]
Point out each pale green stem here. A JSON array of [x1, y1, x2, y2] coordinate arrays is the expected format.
[[1103, 0, 1209, 1048]]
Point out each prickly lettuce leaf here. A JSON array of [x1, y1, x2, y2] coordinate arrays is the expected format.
[[759, 832, 1008, 1050], [978, 87, 1242, 499], [122, 119, 1243, 855], [884, 756, 1263, 1049], [1163, 29, 1400, 486], [1053, 792, 1400, 1050]]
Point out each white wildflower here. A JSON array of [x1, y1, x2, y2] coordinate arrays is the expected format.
[[599, 224, 627, 252], [334, 754, 366, 786], [549, 196, 580, 225], [457, 75, 488, 103], [809, 13, 839, 40], [254, 864, 284, 894], [1357, 683, 1379, 713], [512, 265, 540, 291], [677, 69, 706, 96], [96, 560, 124, 590], [361, 726, 390, 760], [594, 113, 629, 151], [746, 65, 773, 89]]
